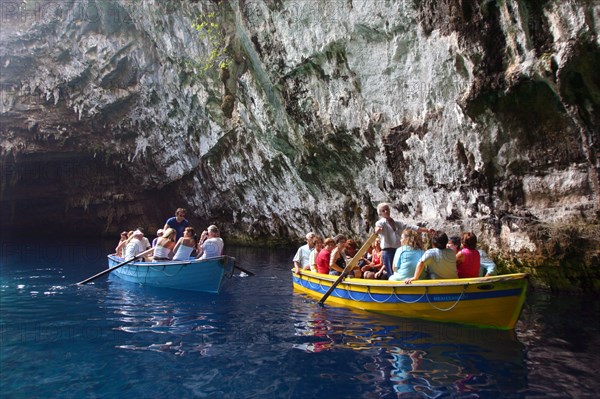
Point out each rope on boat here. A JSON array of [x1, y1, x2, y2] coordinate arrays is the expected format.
[[361, 286, 393, 303], [391, 287, 427, 304], [306, 278, 321, 290], [149, 264, 186, 277], [424, 285, 467, 312]]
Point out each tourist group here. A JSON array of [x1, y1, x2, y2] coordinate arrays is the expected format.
[[115, 208, 224, 262], [293, 203, 497, 283]]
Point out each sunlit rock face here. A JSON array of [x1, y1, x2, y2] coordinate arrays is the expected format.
[[1, 1, 598, 290]]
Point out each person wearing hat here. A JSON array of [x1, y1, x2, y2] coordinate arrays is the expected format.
[[197, 225, 224, 259], [136, 227, 152, 250], [124, 230, 148, 261], [152, 229, 164, 248]]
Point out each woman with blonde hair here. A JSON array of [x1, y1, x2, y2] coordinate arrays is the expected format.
[[389, 229, 425, 281], [152, 228, 177, 261]]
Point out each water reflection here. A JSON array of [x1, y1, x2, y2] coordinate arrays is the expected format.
[[290, 294, 526, 397], [3, 241, 597, 398]]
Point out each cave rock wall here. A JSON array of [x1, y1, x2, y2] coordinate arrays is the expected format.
[[0, 0, 598, 290]]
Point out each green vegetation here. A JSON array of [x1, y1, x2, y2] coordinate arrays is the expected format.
[[192, 3, 232, 75]]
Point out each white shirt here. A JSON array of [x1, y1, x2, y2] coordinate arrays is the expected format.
[[124, 238, 145, 260], [199, 237, 224, 259], [375, 218, 420, 249], [293, 244, 312, 268], [172, 244, 194, 261]]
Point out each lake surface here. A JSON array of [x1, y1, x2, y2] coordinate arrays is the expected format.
[[1, 239, 598, 398]]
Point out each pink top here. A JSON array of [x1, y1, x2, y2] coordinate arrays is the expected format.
[[457, 248, 481, 278]]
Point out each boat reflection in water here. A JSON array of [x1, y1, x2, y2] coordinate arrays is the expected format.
[[292, 302, 526, 397]]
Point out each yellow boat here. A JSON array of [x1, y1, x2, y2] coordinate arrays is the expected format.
[[292, 270, 529, 329]]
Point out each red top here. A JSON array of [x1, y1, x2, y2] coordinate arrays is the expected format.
[[316, 248, 332, 274], [457, 248, 481, 278], [372, 250, 382, 266]]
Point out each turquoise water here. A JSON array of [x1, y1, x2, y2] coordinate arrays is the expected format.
[[1, 240, 598, 398]]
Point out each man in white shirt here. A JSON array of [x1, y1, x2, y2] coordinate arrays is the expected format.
[[293, 232, 317, 273], [124, 230, 147, 261], [197, 225, 224, 259], [375, 202, 433, 279]]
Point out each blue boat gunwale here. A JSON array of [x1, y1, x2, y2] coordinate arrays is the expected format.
[[107, 254, 234, 267], [106, 254, 236, 293]]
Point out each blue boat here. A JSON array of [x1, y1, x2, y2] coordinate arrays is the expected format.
[[106, 255, 236, 293]]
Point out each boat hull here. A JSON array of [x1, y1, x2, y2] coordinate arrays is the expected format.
[[107, 255, 235, 293], [293, 270, 528, 329]]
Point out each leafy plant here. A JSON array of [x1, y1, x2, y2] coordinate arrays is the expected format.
[[192, 4, 232, 75]]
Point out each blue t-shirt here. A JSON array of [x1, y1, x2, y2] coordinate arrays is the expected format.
[[165, 217, 190, 239], [390, 246, 425, 280]]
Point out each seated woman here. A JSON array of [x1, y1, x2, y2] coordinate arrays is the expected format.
[[345, 239, 358, 260], [362, 238, 384, 279], [172, 227, 197, 261], [115, 231, 129, 258], [329, 234, 347, 276], [309, 236, 323, 272], [152, 228, 176, 261], [389, 229, 425, 281], [316, 238, 335, 274], [456, 232, 481, 278]]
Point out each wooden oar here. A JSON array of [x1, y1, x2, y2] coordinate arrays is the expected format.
[[318, 231, 378, 305], [77, 248, 154, 285]]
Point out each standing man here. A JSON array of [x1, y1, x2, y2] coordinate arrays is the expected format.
[[293, 232, 317, 273], [375, 202, 433, 279], [197, 225, 224, 259], [163, 208, 190, 240]]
